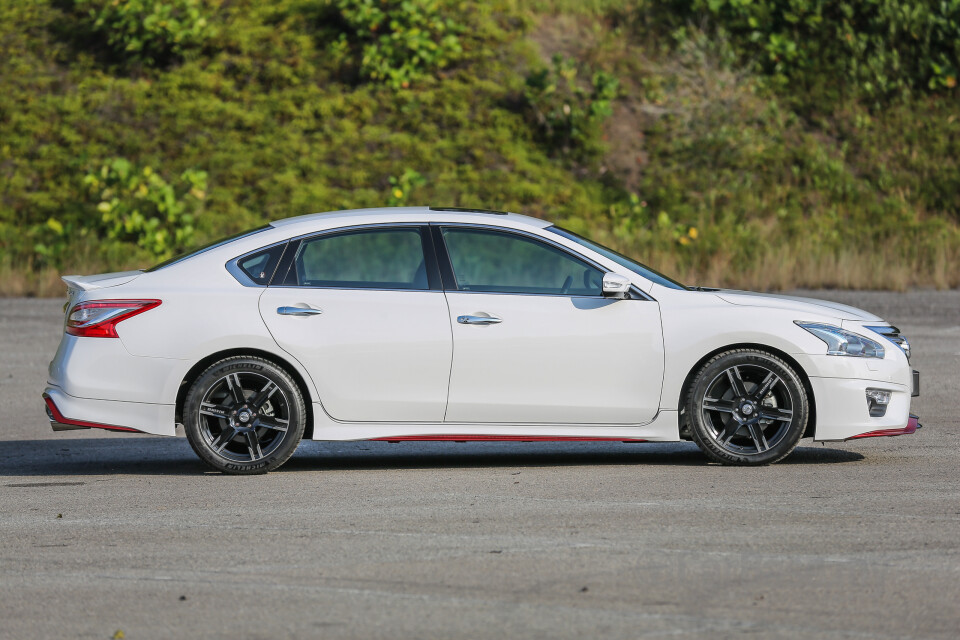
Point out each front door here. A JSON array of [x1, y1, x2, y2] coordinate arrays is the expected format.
[[438, 226, 664, 425], [259, 226, 452, 423]]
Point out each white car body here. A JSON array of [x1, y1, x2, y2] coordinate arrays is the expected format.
[[44, 207, 918, 451]]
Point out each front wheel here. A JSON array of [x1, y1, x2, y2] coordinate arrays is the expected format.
[[685, 349, 809, 466], [184, 356, 306, 474]]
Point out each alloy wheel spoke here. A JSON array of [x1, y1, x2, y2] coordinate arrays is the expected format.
[[716, 419, 742, 445], [199, 402, 231, 419], [212, 426, 239, 453], [747, 423, 770, 452], [752, 371, 780, 401], [245, 431, 264, 460], [256, 416, 288, 432], [250, 380, 278, 410], [759, 407, 793, 423], [726, 367, 748, 398], [225, 374, 246, 406], [703, 398, 737, 414]]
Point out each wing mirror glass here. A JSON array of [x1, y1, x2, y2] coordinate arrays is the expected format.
[[601, 272, 631, 299]]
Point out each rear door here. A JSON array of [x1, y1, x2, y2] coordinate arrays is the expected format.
[[259, 225, 453, 423], [437, 225, 664, 425]]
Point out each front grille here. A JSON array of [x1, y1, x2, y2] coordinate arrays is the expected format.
[[866, 325, 910, 361]]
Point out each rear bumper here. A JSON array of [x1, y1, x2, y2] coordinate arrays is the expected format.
[[42, 387, 176, 436]]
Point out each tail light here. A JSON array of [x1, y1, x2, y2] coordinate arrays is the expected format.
[[66, 299, 161, 338]]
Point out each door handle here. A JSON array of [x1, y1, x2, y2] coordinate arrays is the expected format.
[[457, 314, 502, 325], [277, 306, 323, 317]]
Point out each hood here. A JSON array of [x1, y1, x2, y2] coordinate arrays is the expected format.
[[62, 270, 143, 293], [715, 290, 882, 322]]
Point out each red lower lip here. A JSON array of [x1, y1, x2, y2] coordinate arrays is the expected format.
[[847, 415, 919, 440], [369, 435, 647, 443], [43, 394, 140, 433]]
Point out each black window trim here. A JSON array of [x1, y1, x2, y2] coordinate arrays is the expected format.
[[226, 240, 290, 288], [430, 222, 652, 300], [268, 223, 443, 292]]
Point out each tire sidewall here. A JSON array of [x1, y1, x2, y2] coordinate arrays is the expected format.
[[184, 357, 305, 474]]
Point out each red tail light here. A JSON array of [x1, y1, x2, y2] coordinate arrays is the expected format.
[[66, 299, 161, 338]]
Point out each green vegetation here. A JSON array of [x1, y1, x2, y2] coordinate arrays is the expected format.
[[73, 0, 213, 68], [0, 0, 958, 296], [524, 54, 620, 158]]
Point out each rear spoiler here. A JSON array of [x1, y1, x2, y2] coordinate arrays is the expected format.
[[61, 271, 143, 292]]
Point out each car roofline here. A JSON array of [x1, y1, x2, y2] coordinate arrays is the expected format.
[[268, 206, 552, 231]]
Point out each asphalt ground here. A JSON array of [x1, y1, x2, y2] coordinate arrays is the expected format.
[[0, 290, 958, 639]]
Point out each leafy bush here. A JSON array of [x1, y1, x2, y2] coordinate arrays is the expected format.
[[75, 0, 214, 67], [83, 159, 207, 259], [330, 0, 465, 88], [387, 170, 428, 206], [659, 0, 960, 103], [524, 55, 620, 157]]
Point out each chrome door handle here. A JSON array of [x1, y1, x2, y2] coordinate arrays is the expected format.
[[277, 306, 323, 317], [457, 315, 502, 325]]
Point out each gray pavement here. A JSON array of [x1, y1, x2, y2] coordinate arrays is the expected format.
[[1, 290, 958, 639]]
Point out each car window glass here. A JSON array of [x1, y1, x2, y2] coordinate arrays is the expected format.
[[238, 243, 286, 285], [292, 228, 428, 290], [442, 228, 603, 296]]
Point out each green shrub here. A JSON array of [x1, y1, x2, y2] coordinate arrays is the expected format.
[[75, 0, 214, 67], [82, 158, 207, 259], [330, 0, 465, 88], [387, 169, 428, 206], [524, 55, 620, 158], [659, 0, 960, 103]]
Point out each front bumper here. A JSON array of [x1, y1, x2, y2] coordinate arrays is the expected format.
[[847, 414, 921, 440], [809, 374, 916, 442]]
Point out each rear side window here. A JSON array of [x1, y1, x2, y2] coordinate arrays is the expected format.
[[237, 243, 287, 285], [285, 228, 429, 290]]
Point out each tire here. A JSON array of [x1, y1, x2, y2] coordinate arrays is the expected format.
[[184, 356, 306, 474], [685, 349, 809, 466]]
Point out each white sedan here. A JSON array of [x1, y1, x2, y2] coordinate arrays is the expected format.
[[44, 207, 920, 473]]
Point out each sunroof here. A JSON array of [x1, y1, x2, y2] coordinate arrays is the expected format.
[[428, 206, 508, 215]]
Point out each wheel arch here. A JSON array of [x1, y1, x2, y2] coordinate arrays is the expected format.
[[678, 343, 817, 439], [175, 348, 316, 439]]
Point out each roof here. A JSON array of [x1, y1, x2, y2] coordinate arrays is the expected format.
[[269, 206, 551, 231]]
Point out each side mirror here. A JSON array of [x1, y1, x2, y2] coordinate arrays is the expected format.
[[601, 272, 631, 299]]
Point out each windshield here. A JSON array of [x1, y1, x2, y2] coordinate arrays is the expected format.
[[144, 225, 271, 272], [547, 226, 688, 290]]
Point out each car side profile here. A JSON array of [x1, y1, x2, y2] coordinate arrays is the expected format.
[[43, 207, 920, 473]]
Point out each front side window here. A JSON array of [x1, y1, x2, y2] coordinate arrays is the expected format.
[[286, 228, 429, 290], [441, 227, 603, 296]]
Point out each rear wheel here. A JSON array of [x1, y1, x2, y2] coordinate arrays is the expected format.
[[686, 349, 808, 466], [184, 356, 305, 474]]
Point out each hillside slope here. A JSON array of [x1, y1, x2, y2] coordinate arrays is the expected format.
[[1, 0, 957, 294]]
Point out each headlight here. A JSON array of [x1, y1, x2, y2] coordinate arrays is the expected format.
[[795, 322, 885, 358]]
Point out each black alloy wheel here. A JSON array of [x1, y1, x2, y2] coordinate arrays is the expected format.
[[686, 349, 809, 465], [184, 356, 305, 474]]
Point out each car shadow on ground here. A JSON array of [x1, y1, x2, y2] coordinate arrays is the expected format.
[[0, 437, 864, 477]]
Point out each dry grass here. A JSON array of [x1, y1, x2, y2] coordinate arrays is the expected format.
[[651, 241, 960, 292], [0, 265, 66, 298], [5, 240, 955, 298]]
